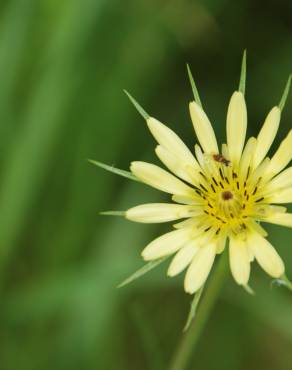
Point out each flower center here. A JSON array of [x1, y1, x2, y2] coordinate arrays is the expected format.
[[217, 189, 243, 220], [221, 191, 233, 200], [192, 152, 266, 238]]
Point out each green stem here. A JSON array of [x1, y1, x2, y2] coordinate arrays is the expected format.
[[168, 252, 229, 370]]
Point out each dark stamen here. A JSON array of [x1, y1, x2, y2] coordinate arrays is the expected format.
[[200, 184, 208, 192], [212, 177, 218, 186], [219, 168, 224, 180], [246, 166, 250, 179], [222, 191, 233, 200]]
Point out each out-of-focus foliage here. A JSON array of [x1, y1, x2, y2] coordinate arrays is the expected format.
[[0, 1, 291, 369]]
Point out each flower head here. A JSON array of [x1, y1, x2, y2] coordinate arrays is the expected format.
[[101, 55, 292, 294]]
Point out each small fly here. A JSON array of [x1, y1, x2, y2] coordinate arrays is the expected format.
[[213, 154, 230, 167]]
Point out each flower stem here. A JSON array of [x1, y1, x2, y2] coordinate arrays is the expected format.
[[168, 252, 229, 370]]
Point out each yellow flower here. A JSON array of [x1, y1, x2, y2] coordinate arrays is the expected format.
[[95, 54, 292, 294], [122, 57, 292, 294]]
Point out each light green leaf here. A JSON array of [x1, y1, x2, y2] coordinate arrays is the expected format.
[[88, 159, 141, 182], [183, 285, 204, 332], [278, 75, 291, 111], [118, 256, 169, 288], [238, 49, 246, 95], [186, 64, 202, 108], [124, 90, 150, 120]]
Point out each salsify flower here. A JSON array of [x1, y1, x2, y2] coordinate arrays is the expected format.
[[95, 54, 292, 294]]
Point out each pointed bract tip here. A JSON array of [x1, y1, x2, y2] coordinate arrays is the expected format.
[[278, 74, 292, 112], [243, 284, 255, 295], [186, 64, 203, 108], [238, 50, 247, 95], [99, 211, 125, 216], [89, 159, 140, 182], [183, 285, 204, 332], [117, 256, 169, 288], [123, 90, 150, 120]]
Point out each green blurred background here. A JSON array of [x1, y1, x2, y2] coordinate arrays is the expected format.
[[0, 0, 291, 369]]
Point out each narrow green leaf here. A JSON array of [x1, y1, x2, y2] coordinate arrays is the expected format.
[[278, 75, 291, 111], [186, 64, 202, 108], [99, 211, 125, 216], [183, 285, 204, 332], [243, 284, 255, 295], [238, 49, 247, 95], [118, 256, 169, 288], [88, 159, 141, 182], [124, 90, 150, 120]]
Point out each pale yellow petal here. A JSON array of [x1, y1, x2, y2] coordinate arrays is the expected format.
[[248, 233, 284, 278], [141, 228, 192, 261], [173, 218, 197, 229], [261, 212, 292, 228], [253, 107, 281, 168], [155, 145, 198, 185], [167, 242, 198, 277], [226, 91, 247, 166], [268, 187, 292, 204], [266, 167, 292, 192], [126, 203, 194, 223], [239, 137, 257, 180], [172, 195, 201, 205], [265, 130, 292, 180], [189, 101, 218, 154], [130, 161, 196, 197], [184, 243, 216, 294], [216, 236, 227, 254], [147, 117, 200, 170], [229, 237, 250, 285]]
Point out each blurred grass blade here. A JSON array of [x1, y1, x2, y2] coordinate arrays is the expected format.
[[186, 64, 202, 108], [238, 49, 246, 95], [118, 256, 169, 288], [0, 0, 108, 265], [88, 159, 141, 182], [124, 90, 149, 120], [130, 303, 165, 370], [183, 285, 204, 332], [278, 75, 291, 111]]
